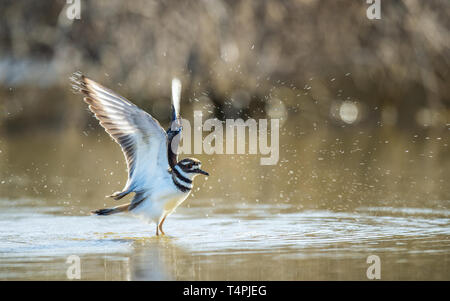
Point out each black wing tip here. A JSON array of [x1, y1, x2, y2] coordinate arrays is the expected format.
[[91, 208, 113, 215], [171, 104, 177, 122], [107, 190, 129, 200]]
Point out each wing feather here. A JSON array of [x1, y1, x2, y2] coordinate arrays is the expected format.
[[167, 78, 183, 169], [171, 78, 181, 120], [71, 73, 169, 199]]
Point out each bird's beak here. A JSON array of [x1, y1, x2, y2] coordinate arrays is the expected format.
[[197, 168, 209, 176]]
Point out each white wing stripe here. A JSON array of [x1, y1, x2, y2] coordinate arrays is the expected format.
[[89, 83, 134, 107], [87, 92, 130, 110], [172, 78, 181, 116]]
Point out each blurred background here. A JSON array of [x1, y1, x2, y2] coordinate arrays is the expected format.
[[0, 0, 449, 280]]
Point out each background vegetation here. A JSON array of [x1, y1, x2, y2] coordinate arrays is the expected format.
[[0, 0, 448, 210], [0, 0, 448, 134]]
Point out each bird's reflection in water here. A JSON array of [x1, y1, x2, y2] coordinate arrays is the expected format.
[[130, 236, 192, 280]]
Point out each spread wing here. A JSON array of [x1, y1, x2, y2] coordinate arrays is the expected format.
[[167, 78, 183, 169], [71, 72, 169, 197]]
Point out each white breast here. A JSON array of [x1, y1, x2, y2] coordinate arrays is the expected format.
[[131, 173, 191, 224]]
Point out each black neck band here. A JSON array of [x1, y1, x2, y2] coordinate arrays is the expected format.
[[172, 165, 192, 184], [172, 175, 191, 193]]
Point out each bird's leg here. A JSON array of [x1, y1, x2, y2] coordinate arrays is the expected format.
[[158, 214, 167, 236], [155, 224, 159, 236]]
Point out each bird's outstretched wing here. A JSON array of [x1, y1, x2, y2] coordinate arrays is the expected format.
[[167, 78, 183, 169], [71, 72, 169, 200]]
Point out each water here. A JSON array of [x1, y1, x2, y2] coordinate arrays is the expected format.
[[0, 131, 448, 280], [0, 198, 448, 280]]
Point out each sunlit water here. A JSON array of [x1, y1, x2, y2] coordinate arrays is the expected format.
[[0, 130, 448, 280], [0, 199, 448, 280]]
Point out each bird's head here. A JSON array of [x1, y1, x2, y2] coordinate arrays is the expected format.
[[175, 158, 209, 178]]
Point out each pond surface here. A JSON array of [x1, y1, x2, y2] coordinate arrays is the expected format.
[[0, 131, 448, 280], [0, 199, 449, 280]]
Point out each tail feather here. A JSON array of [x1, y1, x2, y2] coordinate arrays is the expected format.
[[92, 203, 130, 215]]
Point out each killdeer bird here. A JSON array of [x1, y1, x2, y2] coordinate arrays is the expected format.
[[71, 72, 209, 236]]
